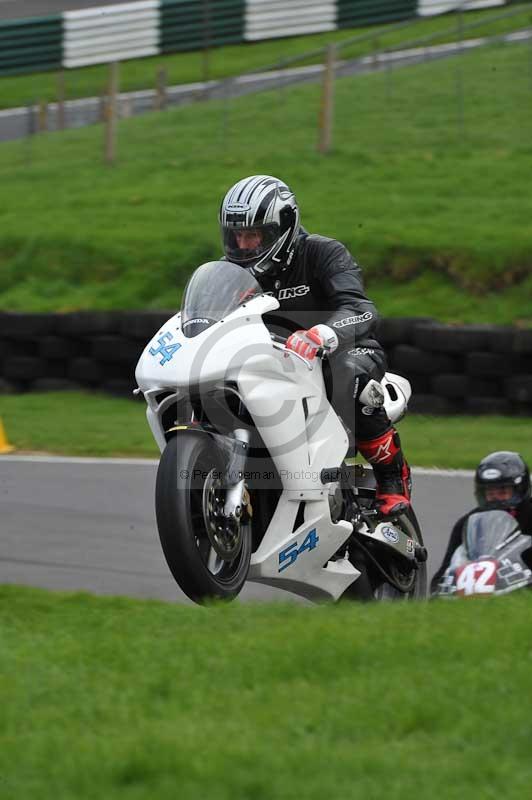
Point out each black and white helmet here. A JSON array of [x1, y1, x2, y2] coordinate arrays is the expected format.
[[219, 175, 300, 277], [474, 451, 531, 511]]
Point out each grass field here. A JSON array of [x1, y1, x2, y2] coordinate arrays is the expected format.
[[1, 4, 531, 110], [0, 391, 531, 467], [1, 39, 532, 319], [1, 584, 531, 799]]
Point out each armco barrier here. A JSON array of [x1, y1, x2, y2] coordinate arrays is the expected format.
[[245, 0, 336, 41], [0, 312, 531, 414], [0, 0, 517, 76], [160, 0, 246, 53], [417, 0, 505, 15], [337, 0, 417, 29], [63, 1, 159, 69], [0, 15, 63, 76]]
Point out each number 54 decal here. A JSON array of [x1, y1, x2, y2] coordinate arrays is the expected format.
[[149, 332, 181, 366], [278, 528, 320, 573]]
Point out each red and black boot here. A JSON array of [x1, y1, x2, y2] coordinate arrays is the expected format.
[[357, 428, 412, 516]]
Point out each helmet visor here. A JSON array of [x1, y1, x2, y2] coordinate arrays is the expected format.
[[221, 223, 280, 266], [476, 481, 525, 510]]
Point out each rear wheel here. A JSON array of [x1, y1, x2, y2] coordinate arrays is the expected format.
[[372, 507, 427, 600], [341, 464, 427, 601], [155, 433, 252, 603]]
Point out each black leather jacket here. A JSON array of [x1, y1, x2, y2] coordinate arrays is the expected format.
[[430, 499, 532, 593], [256, 231, 379, 350]]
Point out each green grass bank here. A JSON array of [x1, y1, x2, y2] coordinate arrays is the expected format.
[[1, 41, 532, 319], [1, 584, 531, 799], [1, 392, 531, 466]]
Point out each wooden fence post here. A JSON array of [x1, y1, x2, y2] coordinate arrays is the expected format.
[[202, 0, 211, 84], [37, 99, 48, 132], [455, 5, 465, 139], [99, 89, 107, 123], [373, 37, 380, 69], [105, 61, 119, 165], [318, 44, 336, 154], [155, 67, 167, 110], [57, 71, 66, 130]]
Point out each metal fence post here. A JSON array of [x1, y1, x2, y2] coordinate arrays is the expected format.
[[318, 44, 336, 154]]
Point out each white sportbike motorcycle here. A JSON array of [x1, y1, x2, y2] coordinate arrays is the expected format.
[[135, 261, 427, 604]]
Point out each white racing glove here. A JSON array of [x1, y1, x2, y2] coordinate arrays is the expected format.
[[285, 324, 339, 361]]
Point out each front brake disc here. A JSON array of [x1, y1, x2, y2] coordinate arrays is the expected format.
[[202, 471, 243, 561]]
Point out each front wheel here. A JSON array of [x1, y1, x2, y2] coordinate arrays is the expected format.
[[155, 433, 252, 604]]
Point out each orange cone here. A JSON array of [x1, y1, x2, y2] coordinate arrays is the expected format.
[[0, 418, 14, 454]]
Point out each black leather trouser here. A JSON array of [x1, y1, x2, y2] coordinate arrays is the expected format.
[[324, 340, 391, 441]]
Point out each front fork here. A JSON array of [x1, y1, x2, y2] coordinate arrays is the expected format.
[[213, 428, 251, 522]]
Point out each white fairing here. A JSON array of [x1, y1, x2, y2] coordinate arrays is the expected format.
[[135, 294, 409, 601], [449, 544, 468, 570]]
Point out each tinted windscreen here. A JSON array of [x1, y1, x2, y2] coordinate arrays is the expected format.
[[465, 510, 519, 559], [181, 260, 262, 338]]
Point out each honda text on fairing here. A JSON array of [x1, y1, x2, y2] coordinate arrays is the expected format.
[[135, 260, 427, 604], [433, 510, 532, 598]]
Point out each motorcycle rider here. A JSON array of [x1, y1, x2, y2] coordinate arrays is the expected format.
[[430, 451, 532, 593], [219, 174, 411, 516]]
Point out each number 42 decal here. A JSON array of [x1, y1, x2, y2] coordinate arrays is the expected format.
[[455, 559, 497, 595], [278, 528, 320, 573]]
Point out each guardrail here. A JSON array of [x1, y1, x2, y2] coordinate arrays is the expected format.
[[338, 0, 417, 29], [245, 0, 336, 41], [1, 0, 523, 76], [0, 15, 63, 76], [160, 0, 246, 53], [63, 1, 159, 69]]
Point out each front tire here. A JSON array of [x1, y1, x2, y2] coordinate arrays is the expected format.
[[156, 433, 252, 604]]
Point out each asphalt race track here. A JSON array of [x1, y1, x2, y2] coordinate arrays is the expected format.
[[0, 456, 474, 604]]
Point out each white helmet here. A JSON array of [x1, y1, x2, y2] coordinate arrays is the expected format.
[[219, 175, 300, 277]]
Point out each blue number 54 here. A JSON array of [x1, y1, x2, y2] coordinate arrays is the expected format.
[[278, 528, 320, 572], [149, 332, 181, 366]]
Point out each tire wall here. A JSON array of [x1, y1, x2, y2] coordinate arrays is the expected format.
[[0, 312, 531, 414]]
